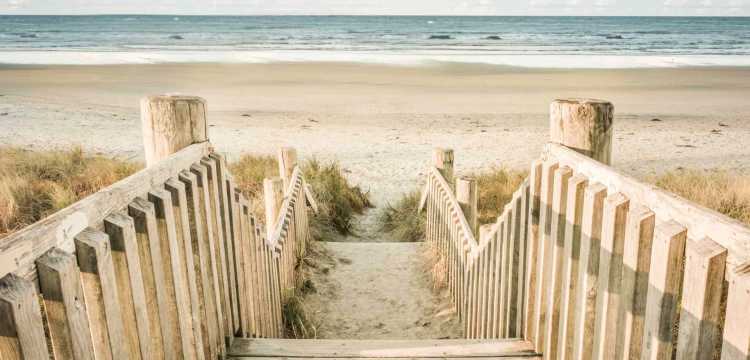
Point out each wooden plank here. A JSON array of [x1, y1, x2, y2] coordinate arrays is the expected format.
[[523, 160, 543, 342], [180, 169, 219, 360], [104, 212, 152, 360], [721, 268, 750, 360], [210, 153, 241, 335], [546, 143, 750, 274], [555, 174, 587, 360], [239, 198, 257, 337], [148, 188, 195, 359], [641, 221, 687, 360], [228, 338, 540, 358], [229, 184, 249, 337], [515, 181, 530, 338], [201, 157, 233, 341], [507, 194, 523, 338], [570, 183, 607, 360], [676, 237, 727, 360], [128, 197, 170, 360], [74, 227, 127, 359], [165, 177, 207, 360], [0, 142, 210, 281], [591, 192, 629, 360], [189, 164, 226, 355], [542, 166, 573, 359], [491, 220, 505, 338], [0, 274, 50, 360], [36, 248, 95, 360], [616, 205, 655, 360], [532, 160, 559, 352]]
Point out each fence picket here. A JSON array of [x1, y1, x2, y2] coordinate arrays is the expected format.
[[570, 183, 607, 360], [641, 221, 687, 360], [0, 274, 50, 360], [36, 248, 96, 360], [616, 205, 655, 360], [104, 212, 153, 360], [148, 188, 195, 359], [180, 169, 220, 359], [128, 197, 170, 359], [532, 160, 560, 352], [543, 166, 573, 359], [201, 157, 233, 341], [524, 160, 543, 341], [721, 270, 750, 360], [676, 237, 727, 360], [165, 177, 207, 360], [74, 227, 127, 359], [555, 174, 587, 360]]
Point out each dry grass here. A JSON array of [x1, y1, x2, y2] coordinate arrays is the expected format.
[[378, 190, 425, 242], [379, 167, 527, 242], [228, 154, 279, 217], [654, 169, 750, 225], [473, 167, 528, 225], [301, 158, 371, 236], [0, 146, 140, 238]]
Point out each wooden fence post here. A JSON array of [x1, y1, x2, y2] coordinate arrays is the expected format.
[[141, 95, 209, 167], [549, 98, 613, 165], [433, 148, 455, 187], [278, 147, 298, 191], [456, 176, 478, 236], [263, 178, 284, 239]]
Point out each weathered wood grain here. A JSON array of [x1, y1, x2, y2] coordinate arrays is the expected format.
[[0, 274, 50, 360], [0, 142, 209, 282], [74, 227, 127, 360]]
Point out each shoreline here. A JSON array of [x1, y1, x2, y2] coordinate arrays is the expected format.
[[2, 51, 750, 68]]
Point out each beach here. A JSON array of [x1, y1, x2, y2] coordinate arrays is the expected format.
[[1, 63, 749, 204]]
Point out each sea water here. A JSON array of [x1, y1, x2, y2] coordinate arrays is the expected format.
[[0, 15, 749, 67]]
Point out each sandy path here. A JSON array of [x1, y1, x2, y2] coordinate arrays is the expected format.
[[305, 212, 462, 339]]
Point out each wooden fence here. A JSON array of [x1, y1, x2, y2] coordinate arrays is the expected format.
[[0, 95, 312, 359], [422, 98, 750, 360]]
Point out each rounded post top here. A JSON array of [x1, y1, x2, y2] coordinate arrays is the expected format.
[[142, 94, 207, 104], [549, 97, 613, 165], [552, 98, 612, 106]]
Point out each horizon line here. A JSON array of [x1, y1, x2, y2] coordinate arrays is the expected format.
[[2, 13, 750, 17]]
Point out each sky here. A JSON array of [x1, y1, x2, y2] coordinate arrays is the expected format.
[[1, 0, 749, 16]]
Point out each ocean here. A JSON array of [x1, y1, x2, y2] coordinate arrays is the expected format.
[[1, 15, 749, 67]]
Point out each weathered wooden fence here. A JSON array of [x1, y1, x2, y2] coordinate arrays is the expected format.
[[0, 95, 312, 359], [422, 98, 750, 360]]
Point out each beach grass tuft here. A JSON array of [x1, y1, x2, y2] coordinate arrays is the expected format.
[[302, 158, 372, 236], [0, 146, 140, 238], [654, 169, 750, 224], [379, 167, 527, 242], [378, 190, 425, 242]]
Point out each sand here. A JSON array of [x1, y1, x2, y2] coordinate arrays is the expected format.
[[1, 63, 750, 205], [2, 62, 750, 340]]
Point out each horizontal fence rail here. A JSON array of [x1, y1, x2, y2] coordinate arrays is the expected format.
[[0, 95, 313, 360], [423, 98, 750, 360]]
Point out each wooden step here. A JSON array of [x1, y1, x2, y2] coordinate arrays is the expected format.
[[227, 338, 541, 359]]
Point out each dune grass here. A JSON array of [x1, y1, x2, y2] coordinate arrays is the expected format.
[[0, 146, 140, 238], [229, 154, 371, 236], [378, 190, 425, 242], [654, 169, 750, 224], [379, 167, 527, 242], [229, 153, 370, 338]]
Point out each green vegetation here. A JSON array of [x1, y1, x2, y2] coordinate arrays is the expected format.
[[378, 190, 425, 242], [0, 146, 140, 238], [302, 159, 371, 237], [230, 153, 371, 338], [379, 167, 527, 242]]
